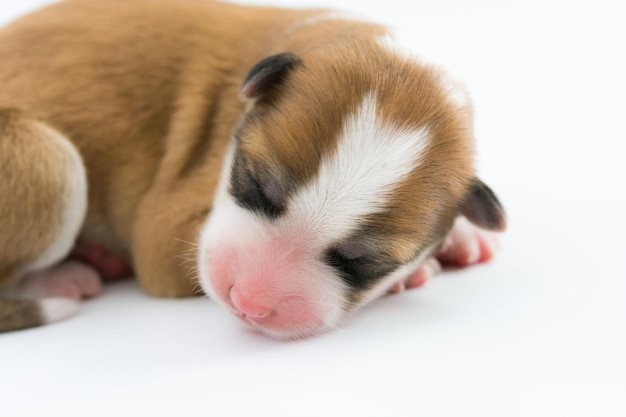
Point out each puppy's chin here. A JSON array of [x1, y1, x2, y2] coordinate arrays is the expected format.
[[234, 311, 334, 340]]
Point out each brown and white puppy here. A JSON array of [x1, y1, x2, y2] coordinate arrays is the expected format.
[[0, 0, 505, 338]]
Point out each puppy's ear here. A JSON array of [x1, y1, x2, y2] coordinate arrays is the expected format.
[[241, 53, 302, 100], [459, 178, 507, 231]]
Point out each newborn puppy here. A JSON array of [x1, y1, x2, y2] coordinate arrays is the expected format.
[[0, 0, 505, 338]]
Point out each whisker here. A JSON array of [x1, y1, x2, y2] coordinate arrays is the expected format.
[[175, 238, 199, 248]]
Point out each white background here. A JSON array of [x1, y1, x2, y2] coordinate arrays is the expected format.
[[1, 1, 625, 416]]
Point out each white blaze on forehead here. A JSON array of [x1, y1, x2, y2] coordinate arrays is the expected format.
[[286, 93, 430, 244], [378, 31, 470, 109]]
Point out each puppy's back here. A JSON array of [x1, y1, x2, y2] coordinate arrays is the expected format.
[[0, 0, 314, 249]]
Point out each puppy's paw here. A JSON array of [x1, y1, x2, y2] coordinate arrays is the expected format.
[[388, 258, 442, 294], [13, 261, 102, 301], [71, 244, 133, 281], [436, 216, 501, 266]]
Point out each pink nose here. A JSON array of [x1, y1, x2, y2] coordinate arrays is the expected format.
[[229, 287, 272, 319]]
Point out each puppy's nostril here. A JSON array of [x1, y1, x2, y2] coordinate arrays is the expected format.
[[229, 287, 272, 319]]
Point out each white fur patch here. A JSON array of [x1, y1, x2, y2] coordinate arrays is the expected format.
[[287, 93, 430, 244], [39, 298, 79, 324], [378, 31, 470, 109], [26, 125, 88, 273]]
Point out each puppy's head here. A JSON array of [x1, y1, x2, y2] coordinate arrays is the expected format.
[[198, 38, 505, 339]]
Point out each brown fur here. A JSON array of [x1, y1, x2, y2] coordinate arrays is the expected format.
[[0, 299, 43, 332]]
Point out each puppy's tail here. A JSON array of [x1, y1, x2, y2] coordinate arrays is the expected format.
[[0, 298, 78, 333]]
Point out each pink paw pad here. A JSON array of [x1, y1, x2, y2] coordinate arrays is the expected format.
[[16, 261, 102, 301]]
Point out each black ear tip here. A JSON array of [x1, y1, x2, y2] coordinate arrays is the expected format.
[[241, 52, 302, 100], [460, 178, 507, 231]]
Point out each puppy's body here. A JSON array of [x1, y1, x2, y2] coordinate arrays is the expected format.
[[0, 0, 505, 337], [1, 0, 312, 294]]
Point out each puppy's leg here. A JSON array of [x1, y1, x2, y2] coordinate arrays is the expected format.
[[0, 109, 90, 331], [388, 216, 501, 293], [132, 187, 206, 298]]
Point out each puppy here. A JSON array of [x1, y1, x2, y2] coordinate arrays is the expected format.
[[0, 0, 505, 338]]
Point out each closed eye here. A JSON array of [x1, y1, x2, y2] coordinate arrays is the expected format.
[[230, 152, 286, 219], [324, 247, 400, 290]]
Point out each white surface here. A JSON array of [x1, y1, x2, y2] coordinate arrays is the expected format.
[[1, 1, 625, 416]]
